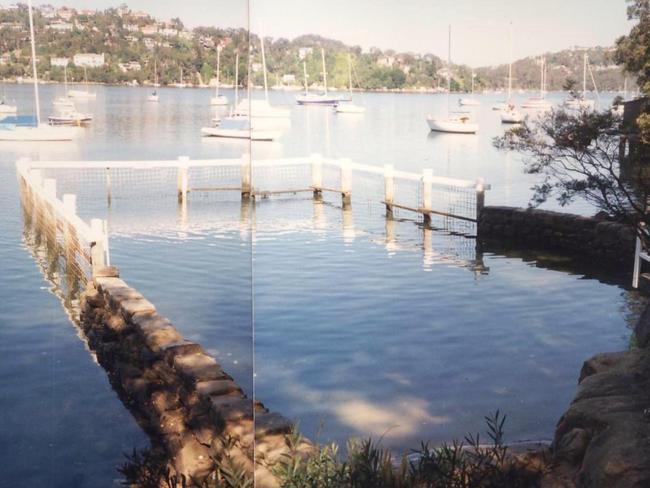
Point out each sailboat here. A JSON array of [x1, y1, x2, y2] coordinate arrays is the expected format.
[[295, 48, 341, 105], [210, 47, 228, 106], [565, 53, 595, 110], [53, 64, 74, 109], [233, 35, 289, 118], [0, 0, 75, 141], [426, 26, 478, 134], [201, 53, 280, 141], [148, 58, 159, 102], [68, 66, 97, 100], [521, 57, 552, 110], [175, 66, 187, 88], [335, 53, 365, 114], [458, 71, 480, 106], [500, 24, 523, 124]]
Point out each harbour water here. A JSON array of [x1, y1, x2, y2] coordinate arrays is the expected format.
[[0, 83, 634, 484]]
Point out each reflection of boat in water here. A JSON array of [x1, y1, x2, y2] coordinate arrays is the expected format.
[[201, 116, 280, 141], [426, 26, 478, 134]]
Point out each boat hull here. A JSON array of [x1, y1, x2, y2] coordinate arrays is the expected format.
[[210, 95, 228, 106], [500, 111, 523, 124], [201, 127, 279, 141], [296, 94, 340, 105], [0, 124, 76, 141], [426, 117, 478, 134]]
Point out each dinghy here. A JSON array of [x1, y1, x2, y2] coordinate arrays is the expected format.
[[335, 53, 365, 114]]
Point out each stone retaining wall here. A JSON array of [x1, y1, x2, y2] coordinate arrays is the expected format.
[[80, 266, 308, 487], [548, 306, 650, 488], [478, 206, 636, 265]]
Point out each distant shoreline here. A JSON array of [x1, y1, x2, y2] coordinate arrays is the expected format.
[[0, 79, 624, 95]]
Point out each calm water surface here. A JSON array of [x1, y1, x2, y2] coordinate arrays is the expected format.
[[0, 83, 636, 484]]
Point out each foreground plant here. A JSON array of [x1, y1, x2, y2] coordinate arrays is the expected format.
[[273, 411, 541, 488]]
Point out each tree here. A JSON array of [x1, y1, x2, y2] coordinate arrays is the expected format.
[[615, 0, 650, 94], [494, 0, 649, 229]]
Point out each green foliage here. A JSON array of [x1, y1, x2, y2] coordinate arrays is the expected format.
[[0, 5, 628, 91], [273, 411, 541, 488], [615, 0, 650, 94]]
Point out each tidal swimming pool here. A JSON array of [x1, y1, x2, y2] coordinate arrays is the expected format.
[[100, 193, 641, 453]]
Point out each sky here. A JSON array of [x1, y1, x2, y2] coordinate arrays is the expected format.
[[41, 0, 634, 66]]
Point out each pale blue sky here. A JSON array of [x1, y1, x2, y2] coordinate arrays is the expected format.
[[42, 0, 633, 66]]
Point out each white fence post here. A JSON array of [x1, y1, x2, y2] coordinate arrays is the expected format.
[[311, 153, 323, 197], [90, 218, 106, 272], [421, 169, 433, 223], [241, 153, 251, 198], [177, 156, 190, 204], [384, 164, 394, 212], [340, 158, 352, 204], [476, 178, 486, 221]]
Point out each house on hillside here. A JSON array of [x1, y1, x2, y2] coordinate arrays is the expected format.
[[50, 57, 69, 67], [73, 53, 105, 68], [47, 21, 73, 32], [56, 7, 75, 21]]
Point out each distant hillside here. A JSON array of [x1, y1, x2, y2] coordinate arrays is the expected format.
[[0, 3, 631, 92], [475, 46, 626, 92]]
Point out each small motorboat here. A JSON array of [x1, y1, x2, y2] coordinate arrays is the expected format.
[[147, 90, 159, 102], [427, 115, 478, 134], [459, 97, 480, 106]]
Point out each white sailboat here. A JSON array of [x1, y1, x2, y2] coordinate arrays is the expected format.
[[565, 53, 595, 110], [500, 24, 523, 124], [427, 26, 478, 134], [335, 53, 365, 114], [148, 58, 159, 102], [458, 71, 480, 106], [201, 53, 280, 141], [0, 0, 75, 141], [175, 66, 187, 88], [210, 47, 228, 106], [53, 65, 75, 109], [296, 48, 341, 105], [68, 66, 96, 100], [233, 35, 290, 118], [521, 57, 552, 110]]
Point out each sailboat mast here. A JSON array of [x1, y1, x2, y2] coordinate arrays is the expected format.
[[234, 52, 239, 106], [507, 22, 513, 101], [582, 52, 587, 98], [303, 60, 308, 95], [260, 35, 269, 102], [447, 25, 451, 115], [321, 48, 327, 94], [27, 0, 40, 124], [348, 53, 352, 97], [215, 48, 220, 96]]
